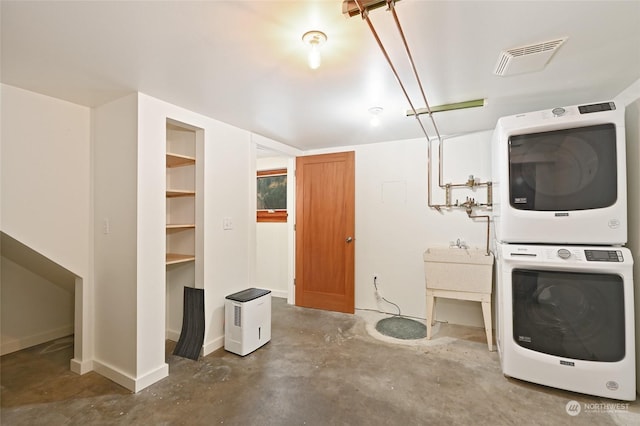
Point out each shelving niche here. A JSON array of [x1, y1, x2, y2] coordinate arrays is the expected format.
[[166, 122, 197, 265], [166, 119, 203, 344]]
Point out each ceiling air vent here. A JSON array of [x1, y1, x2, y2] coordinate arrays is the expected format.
[[494, 37, 567, 76]]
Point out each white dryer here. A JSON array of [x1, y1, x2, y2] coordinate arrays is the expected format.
[[491, 101, 627, 245], [495, 243, 636, 400]]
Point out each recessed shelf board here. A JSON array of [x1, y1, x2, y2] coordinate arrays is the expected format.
[[166, 190, 196, 198], [166, 253, 196, 265], [166, 224, 196, 230], [166, 153, 196, 168]]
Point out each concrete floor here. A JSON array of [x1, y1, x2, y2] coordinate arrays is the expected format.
[[2, 298, 639, 425]]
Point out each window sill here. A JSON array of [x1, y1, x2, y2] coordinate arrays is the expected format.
[[257, 210, 288, 223]]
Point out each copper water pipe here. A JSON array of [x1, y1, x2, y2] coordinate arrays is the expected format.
[[386, 0, 442, 143], [385, 0, 447, 194], [354, 0, 440, 209], [384, 1, 492, 200], [354, 0, 493, 222], [466, 209, 491, 256], [354, 0, 433, 143]]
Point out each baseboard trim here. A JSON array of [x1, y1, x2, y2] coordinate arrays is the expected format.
[[202, 335, 224, 357], [134, 363, 169, 392], [93, 359, 169, 393], [270, 290, 287, 299], [70, 357, 93, 375], [169, 329, 217, 358], [93, 360, 137, 391], [166, 329, 180, 342], [0, 325, 74, 356]]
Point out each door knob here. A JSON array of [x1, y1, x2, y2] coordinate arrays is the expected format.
[[346, 236, 353, 243]]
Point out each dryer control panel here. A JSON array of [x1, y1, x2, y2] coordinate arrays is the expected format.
[[584, 249, 624, 262]]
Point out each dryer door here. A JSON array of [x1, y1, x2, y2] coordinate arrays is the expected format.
[[512, 268, 625, 362], [508, 123, 617, 211]]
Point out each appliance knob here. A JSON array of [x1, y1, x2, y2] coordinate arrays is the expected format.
[[557, 248, 571, 259], [552, 107, 566, 117]]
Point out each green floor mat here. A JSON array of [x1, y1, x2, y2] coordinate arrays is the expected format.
[[375, 316, 427, 340]]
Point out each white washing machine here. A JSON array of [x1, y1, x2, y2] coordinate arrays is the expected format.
[[495, 242, 636, 400]]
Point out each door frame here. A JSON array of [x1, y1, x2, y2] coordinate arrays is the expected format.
[[251, 136, 302, 305], [252, 140, 356, 310]]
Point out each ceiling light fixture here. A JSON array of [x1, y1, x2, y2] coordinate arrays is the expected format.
[[368, 106, 383, 127], [302, 30, 327, 70]]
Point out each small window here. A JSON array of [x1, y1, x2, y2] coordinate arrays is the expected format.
[[257, 169, 287, 222]]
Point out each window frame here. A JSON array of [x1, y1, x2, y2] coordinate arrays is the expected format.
[[257, 168, 288, 223]]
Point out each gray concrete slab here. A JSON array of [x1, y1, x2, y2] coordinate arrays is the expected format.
[[2, 298, 638, 425]]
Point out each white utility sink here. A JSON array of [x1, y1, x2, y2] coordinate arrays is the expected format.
[[423, 247, 495, 350], [423, 247, 494, 293]]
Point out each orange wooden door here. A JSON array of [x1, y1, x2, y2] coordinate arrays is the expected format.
[[295, 151, 355, 314]]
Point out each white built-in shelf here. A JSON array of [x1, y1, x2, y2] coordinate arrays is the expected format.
[[166, 125, 196, 268], [166, 253, 196, 265], [166, 153, 196, 168], [166, 190, 196, 198]]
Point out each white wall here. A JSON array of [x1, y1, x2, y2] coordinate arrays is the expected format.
[[166, 262, 195, 339], [92, 93, 140, 385], [351, 132, 493, 325], [0, 84, 92, 367], [252, 135, 302, 304], [615, 78, 640, 393], [256, 223, 288, 297], [200, 118, 252, 355], [616, 79, 640, 256], [624, 98, 639, 269], [137, 94, 253, 361], [1, 257, 74, 354], [91, 92, 255, 392], [256, 157, 289, 298], [0, 84, 91, 280], [5, 77, 636, 389]]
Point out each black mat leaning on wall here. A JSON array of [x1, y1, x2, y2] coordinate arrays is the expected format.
[[173, 287, 205, 360]]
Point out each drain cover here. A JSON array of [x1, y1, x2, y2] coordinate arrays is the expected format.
[[375, 317, 426, 340]]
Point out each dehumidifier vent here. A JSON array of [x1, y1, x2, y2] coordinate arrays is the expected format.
[[494, 37, 567, 76], [234, 305, 242, 327]]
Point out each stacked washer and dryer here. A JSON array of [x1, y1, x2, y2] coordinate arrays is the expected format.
[[491, 101, 636, 401]]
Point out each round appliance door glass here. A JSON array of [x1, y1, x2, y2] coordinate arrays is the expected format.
[[519, 136, 598, 195], [511, 268, 624, 362], [508, 124, 617, 211]]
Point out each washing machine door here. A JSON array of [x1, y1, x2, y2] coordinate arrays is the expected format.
[[511, 268, 625, 362], [508, 123, 617, 211]]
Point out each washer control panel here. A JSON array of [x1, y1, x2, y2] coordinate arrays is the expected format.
[[584, 249, 624, 262], [504, 244, 631, 267]]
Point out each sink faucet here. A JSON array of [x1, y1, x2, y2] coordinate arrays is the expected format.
[[452, 238, 468, 249]]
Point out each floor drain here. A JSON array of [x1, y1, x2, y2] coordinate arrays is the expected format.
[[375, 316, 427, 340]]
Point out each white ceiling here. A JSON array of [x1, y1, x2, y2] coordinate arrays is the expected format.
[[2, 1, 640, 151]]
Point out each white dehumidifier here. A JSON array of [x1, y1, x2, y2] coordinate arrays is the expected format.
[[224, 288, 271, 356]]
